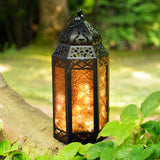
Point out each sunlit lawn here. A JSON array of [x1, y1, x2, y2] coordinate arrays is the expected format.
[[110, 49, 160, 119], [0, 45, 160, 120], [0, 45, 53, 109]]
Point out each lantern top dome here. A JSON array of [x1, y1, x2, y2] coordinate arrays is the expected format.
[[53, 9, 108, 59], [59, 9, 102, 45]]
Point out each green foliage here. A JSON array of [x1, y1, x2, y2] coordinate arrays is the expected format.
[[97, 119, 136, 144], [1, 0, 160, 50], [98, 0, 160, 49], [120, 104, 139, 122], [79, 143, 93, 156], [0, 122, 30, 160], [97, 120, 120, 139], [0, 140, 29, 160], [141, 120, 160, 136], [13, 153, 32, 160], [0, 140, 12, 156], [49, 91, 160, 160], [84, 141, 114, 159], [59, 142, 83, 160], [140, 91, 160, 117], [68, 0, 160, 49], [68, 0, 94, 14], [35, 156, 49, 160], [117, 145, 155, 160]]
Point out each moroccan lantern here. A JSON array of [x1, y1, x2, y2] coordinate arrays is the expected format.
[[52, 9, 109, 144]]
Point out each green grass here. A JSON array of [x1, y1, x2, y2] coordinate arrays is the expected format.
[[0, 45, 53, 108], [0, 45, 160, 120], [110, 49, 160, 119]]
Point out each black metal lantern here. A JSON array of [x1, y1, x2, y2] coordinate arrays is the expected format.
[[52, 9, 109, 144]]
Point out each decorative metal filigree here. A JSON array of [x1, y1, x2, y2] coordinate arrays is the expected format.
[[98, 56, 109, 66], [69, 24, 91, 45], [98, 56, 109, 130], [53, 44, 70, 58], [59, 28, 69, 44], [52, 57, 65, 68], [55, 128, 96, 144], [71, 60, 94, 69], [94, 44, 108, 57], [55, 128, 67, 142], [54, 17, 109, 59], [84, 21, 101, 44], [59, 14, 102, 45], [59, 21, 92, 45], [72, 133, 96, 143], [98, 65, 108, 130], [68, 46, 95, 58]]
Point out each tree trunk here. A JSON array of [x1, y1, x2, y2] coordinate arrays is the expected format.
[[0, 73, 65, 158], [39, 0, 69, 42], [92, 0, 99, 24]]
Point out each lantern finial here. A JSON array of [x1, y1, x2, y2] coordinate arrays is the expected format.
[[76, 9, 84, 19]]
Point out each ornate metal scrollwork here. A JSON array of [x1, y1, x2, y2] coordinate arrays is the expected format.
[[94, 44, 108, 57], [84, 21, 101, 44], [53, 44, 70, 58], [68, 46, 95, 58], [59, 13, 101, 46]]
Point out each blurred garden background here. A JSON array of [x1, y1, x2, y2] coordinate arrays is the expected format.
[[0, 0, 160, 119]]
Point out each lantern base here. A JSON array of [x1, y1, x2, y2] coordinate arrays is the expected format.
[[54, 127, 106, 144]]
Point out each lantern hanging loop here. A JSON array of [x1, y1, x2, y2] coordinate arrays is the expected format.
[[67, 9, 84, 28]]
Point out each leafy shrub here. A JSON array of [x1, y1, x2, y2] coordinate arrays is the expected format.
[[49, 91, 160, 160], [98, 0, 160, 49], [68, 0, 160, 49]]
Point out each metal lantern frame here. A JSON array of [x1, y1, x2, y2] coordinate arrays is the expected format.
[[52, 10, 109, 144]]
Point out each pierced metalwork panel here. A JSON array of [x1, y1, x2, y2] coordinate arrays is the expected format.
[[53, 44, 70, 58], [68, 46, 96, 59], [98, 56, 109, 130], [72, 132, 96, 144], [71, 69, 94, 133], [98, 56, 109, 66], [54, 66, 66, 131], [69, 22, 93, 45], [54, 128, 67, 142], [71, 60, 94, 69], [59, 21, 93, 45], [52, 57, 65, 68], [59, 28, 69, 44], [94, 44, 109, 57], [84, 21, 101, 44]]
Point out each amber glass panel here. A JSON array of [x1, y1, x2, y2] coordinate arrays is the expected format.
[[98, 61, 108, 130], [71, 69, 94, 133], [54, 66, 66, 131]]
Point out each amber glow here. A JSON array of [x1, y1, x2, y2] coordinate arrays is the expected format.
[[54, 58, 108, 133], [98, 58, 108, 130], [71, 69, 94, 133], [54, 66, 66, 131]]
